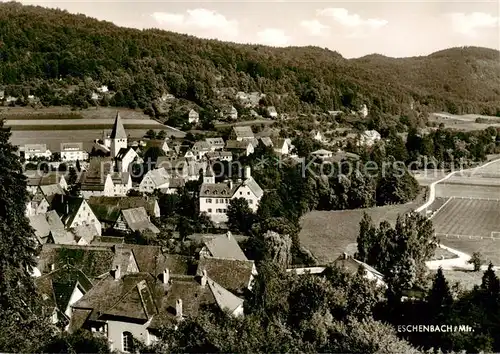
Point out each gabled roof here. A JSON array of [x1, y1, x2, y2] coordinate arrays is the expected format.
[[207, 277, 244, 314], [29, 210, 65, 242], [192, 140, 211, 152], [197, 257, 254, 294], [128, 245, 190, 277], [61, 142, 84, 151], [226, 140, 252, 150], [143, 168, 170, 187], [51, 195, 86, 227], [40, 184, 65, 197], [109, 112, 127, 139], [202, 233, 248, 261], [260, 137, 273, 147], [116, 147, 137, 161], [232, 126, 254, 139], [121, 207, 160, 234], [87, 196, 159, 223], [205, 137, 225, 147], [362, 130, 381, 139], [241, 176, 264, 199], [72, 224, 99, 244], [311, 149, 333, 155]]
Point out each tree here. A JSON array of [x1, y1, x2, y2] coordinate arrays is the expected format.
[[469, 252, 482, 272], [263, 231, 292, 269], [356, 213, 376, 263], [68, 167, 78, 185], [75, 159, 81, 172], [156, 130, 167, 140], [227, 198, 255, 234], [0, 120, 54, 352], [145, 129, 156, 139], [39, 329, 110, 354], [427, 267, 453, 320]]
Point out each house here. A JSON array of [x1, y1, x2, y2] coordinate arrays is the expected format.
[[147, 139, 170, 155], [205, 151, 233, 162], [139, 168, 171, 193], [87, 196, 161, 230], [26, 191, 51, 216], [109, 112, 128, 158], [260, 137, 273, 148], [80, 158, 132, 198], [267, 106, 278, 118], [310, 130, 325, 143], [333, 253, 387, 288], [197, 232, 248, 260], [160, 93, 175, 102], [188, 109, 199, 124], [223, 106, 238, 120], [35, 264, 94, 329], [196, 257, 257, 294], [191, 140, 212, 160], [310, 149, 334, 159], [51, 194, 102, 236], [359, 130, 381, 147], [69, 269, 243, 351], [156, 158, 206, 182], [28, 210, 66, 245], [60, 143, 88, 162], [225, 140, 254, 156], [114, 207, 160, 234], [359, 104, 369, 118], [230, 126, 254, 141], [97, 85, 109, 93], [199, 167, 263, 224], [273, 138, 292, 155], [115, 147, 138, 173], [25, 171, 68, 195], [205, 137, 225, 151], [24, 144, 52, 160]]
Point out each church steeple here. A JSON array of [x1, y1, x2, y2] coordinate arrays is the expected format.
[[110, 111, 127, 157]]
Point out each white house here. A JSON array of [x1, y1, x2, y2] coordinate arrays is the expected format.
[[333, 253, 387, 288], [205, 151, 233, 162], [199, 167, 263, 224], [222, 106, 238, 120], [225, 140, 254, 156], [191, 141, 212, 160], [115, 147, 138, 173], [231, 126, 254, 141], [113, 207, 160, 234], [60, 142, 88, 162], [80, 159, 132, 198], [359, 104, 369, 118], [51, 195, 102, 236], [310, 130, 325, 143], [188, 109, 199, 124], [267, 106, 278, 118], [273, 138, 292, 155], [24, 144, 52, 160], [310, 149, 333, 159], [359, 130, 381, 147], [205, 137, 225, 151], [139, 168, 171, 193], [97, 85, 109, 93]]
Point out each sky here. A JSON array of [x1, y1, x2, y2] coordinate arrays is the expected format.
[[11, 0, 500, 58]]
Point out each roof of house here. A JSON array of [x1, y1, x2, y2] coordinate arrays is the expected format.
[[196, 257, 254, 294], [91, 236, 125, 246], [128, 245, 191, 277], [25, 172, 65, 187], [60, 142, 84, 151], [109, 112, 127, 139], [87, 196, 158, 223], [115, 147, 136, 161], [49, 229, 76, 245], [37, 244, 116, 280], [72, 272, 162, 322], [207, 277, 244, 314], [267, 106, 277, 113], [205, 137, 225, 146], [25, 143, 48, 152], [72, 224, 99, 244], [362, 130, 381, 139], [143, 168, 170, 187], [192, 141, 211, 152], [29, 210, 66, 242], [232, 126, 254, 139], [200, 175, 263, 199], [226, 140, 252, 150], [205, 151, 233, 160], [51, 194, 86, 227], [260, 137, 273, 147], [40, 184, 65, 197], [121, 207, 160, 234], [311, 149, 333, 155], [273, 138, 289, 150], [333, 254, 384, 279], [36, 264, 94, 314], [201, 232, 248, 261]]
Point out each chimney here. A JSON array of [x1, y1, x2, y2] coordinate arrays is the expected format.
[[245, 166, 251, 179], [228, 180, 233, 189], [201, 268, 207, 287], [176, 299, 183, 318], [114, 265, 121, 280], [226, 231, 232, 240], [163, 268, 170, 284]]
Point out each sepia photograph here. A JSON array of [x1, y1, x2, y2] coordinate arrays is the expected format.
[[0, 0, 499, 352]]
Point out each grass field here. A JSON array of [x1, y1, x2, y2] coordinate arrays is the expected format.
[[440, 237, 500, 265], [299, 193, 426, 264], [435, 184, 500, 199], [436, 269, 483, 290], [429, 113, 500, 131], [432, 198, 500, 238], [0, 106, 152, 120]]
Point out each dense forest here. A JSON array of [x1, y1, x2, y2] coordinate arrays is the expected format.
[[0, 1, 499, 117]]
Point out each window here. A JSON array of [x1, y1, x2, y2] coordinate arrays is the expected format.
[[240, 192, 242, 195], [206, 199, 212, 203], [122, 332, 134, 352], [215, 199, 219, 204], [207, 208, 212, 213], [249, 200, 253, 204], [247, 192, 250, 195]]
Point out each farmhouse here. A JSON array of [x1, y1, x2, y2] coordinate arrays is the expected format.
[[359, 130, 381, 147], [199, 167, 263, 224], [28, 210, 66, 244], [225, 140, 254, 156], [113, 207, 160, 234], [139, 167, 171, 193], [188, 109, 199, 124], [230, 126, 255, 141], [221, 105, 238, 120], [205, 137, 225, 151], [273, 138, 292, 156], [60, 142, 88, 162], [24, 143, 52, 160], [80, 158, 132, 198], [205, 151, 233, 162], [191, 140, 212, 160], [51, 194, 102, 237]]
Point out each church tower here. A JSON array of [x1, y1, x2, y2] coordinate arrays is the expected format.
[[110, 112, 127, 157], [203, 164, 215, 184]]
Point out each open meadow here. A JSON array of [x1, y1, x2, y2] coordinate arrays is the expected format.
[[299, 193, 426, 264], [429, 112, 500, 131]]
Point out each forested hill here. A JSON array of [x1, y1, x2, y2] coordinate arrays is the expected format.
[[0, 1, 499, 116]]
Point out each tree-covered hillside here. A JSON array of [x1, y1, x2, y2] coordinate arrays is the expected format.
[[0, 1, 499, 116]]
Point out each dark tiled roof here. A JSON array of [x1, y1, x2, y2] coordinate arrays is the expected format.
[[196, 257, 254, 294], [129, 245, 191, 277], [232, 126, 254, 139], [109, 112, 127, 139], [88, 196, 158, 223], [202, 233, 248, 261], [50, 194, 85, 227], [226, 140, 251, 150], [121, 207, 160, 234]]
